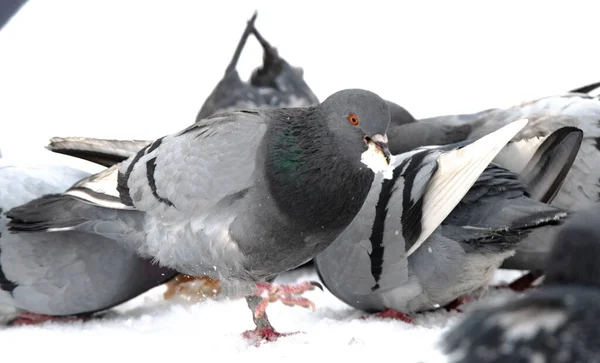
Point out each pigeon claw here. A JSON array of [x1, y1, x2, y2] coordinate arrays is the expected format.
[[360, 308, 414, 324], [8, 312, 89, 326], [242, 328, 303, 346], [310, 281, 324, 291], [252, 281, 321, 319]]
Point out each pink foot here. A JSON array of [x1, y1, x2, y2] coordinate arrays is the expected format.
[[251, 281, 323, 318], [9, 312, 87, 326], [444, 295, 473, 313], [360, 308, 414, 324], [495, 271, 544, 292], [242, 328, 303, 346]]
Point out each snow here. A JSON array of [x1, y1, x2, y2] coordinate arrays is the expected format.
[[0, 266, 525, 362], [0, 0, 597, 361]]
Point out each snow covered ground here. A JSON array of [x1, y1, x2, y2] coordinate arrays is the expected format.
[[0, 265, 524, 363], [0, 1, 598, 362]]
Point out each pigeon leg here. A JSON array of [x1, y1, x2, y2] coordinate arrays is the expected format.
[[359, 308, 414, 324], [241, 281, 322, 345], [242, 295, 299, 346], [163, 274, 221, 300], [224, 11, 258, 75], [444, 295, 474, 313], [495, 271, 544, 292], [8, 312, 91, 326]]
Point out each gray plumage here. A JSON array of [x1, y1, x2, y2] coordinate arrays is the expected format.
[[398, 88, 600, 211], [196, 12, 319, 122], [386, 85, 600, 272], [441, 202, 600, 363], [315, 125, 579, 315], [0, 156, 176, 318], [386, 100, 491, 155], [45, 13, 319, 170], [45, 137, 151, 168], [6, 89, 392, 330], [466, 93, 600, 212]]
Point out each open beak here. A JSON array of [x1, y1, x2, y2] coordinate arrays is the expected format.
[[361, 134, 393, 179]]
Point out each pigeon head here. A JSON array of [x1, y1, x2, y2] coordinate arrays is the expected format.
[[319, 89, 392, 177], [544, 205, 600, 289]]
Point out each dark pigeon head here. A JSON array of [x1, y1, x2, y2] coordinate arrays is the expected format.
[[319, 89, 391, 171], [544, 203, 600, 289]]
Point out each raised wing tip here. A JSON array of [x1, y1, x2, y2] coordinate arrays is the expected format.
[[405, 118, 530, 257], [569, 81, 600, 95]]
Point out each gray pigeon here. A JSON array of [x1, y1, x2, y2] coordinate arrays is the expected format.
[[386, 84, 600, 274], [45, 12, 320, 169], [441, 202, 600, 363], [392, 83, 600, 212], [196, 12, 319, 121], [314, 124, 581, 320], [6, 89, 392, 342], [0, 155, 176, 325]]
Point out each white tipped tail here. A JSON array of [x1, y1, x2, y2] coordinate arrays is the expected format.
[[406, 118, 529, 257]]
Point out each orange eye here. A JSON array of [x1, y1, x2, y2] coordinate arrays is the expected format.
[[348, 113, 359, 126]]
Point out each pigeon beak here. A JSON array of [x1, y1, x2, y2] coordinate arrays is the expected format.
[[368, 134, 391, 164], [361, 134, 394, 179]]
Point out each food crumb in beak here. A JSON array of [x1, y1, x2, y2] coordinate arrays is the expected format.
[[360, 141, 394, 179]]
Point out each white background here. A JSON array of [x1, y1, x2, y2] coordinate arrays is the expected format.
[[0, 1, 596, 360], [1, 0, 598, 156]]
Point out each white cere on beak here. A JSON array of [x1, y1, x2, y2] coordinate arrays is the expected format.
[[361, 140, 394, 180]]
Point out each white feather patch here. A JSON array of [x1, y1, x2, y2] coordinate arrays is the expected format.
[[493, 135, 549, 173], [406, 118, 529, 257], [361, 141, 394, 179], [64, 164, 135, 210]]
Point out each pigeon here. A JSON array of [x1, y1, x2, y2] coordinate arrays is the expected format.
[[6, 88, 393, 342], [245, 17, 319, 109], [384, 84, 599, 274], [45, 12, 320, 170], [392, 82, 600, 212], [314, 124, 581, 321], [0, 154, 177, 325], [441, 202, 600, 363], [42, 12, 323, 301], [196, 12, 319, 121]]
